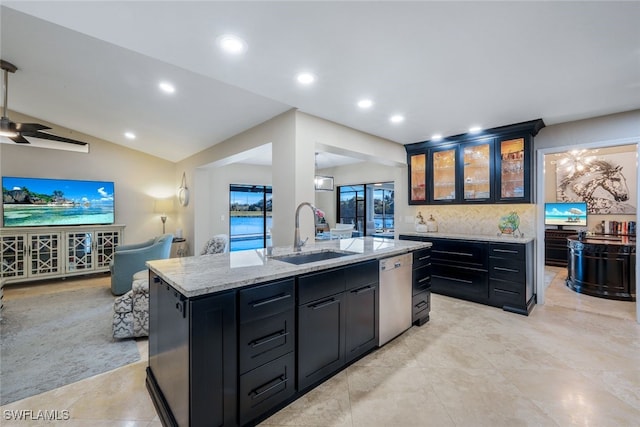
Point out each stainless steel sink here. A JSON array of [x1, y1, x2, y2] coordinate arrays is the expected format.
[[272, 250, 356, 265]]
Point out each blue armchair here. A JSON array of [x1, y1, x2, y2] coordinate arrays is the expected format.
[[110, 234, 173, 295]]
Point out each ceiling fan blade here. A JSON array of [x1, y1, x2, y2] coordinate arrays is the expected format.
[[20, 130, 88, 146], [9, 133, 31, 144], [16, 123, 51, 132]]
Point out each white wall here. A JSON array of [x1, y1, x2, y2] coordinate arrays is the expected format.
[[0, 111, 177, 244]]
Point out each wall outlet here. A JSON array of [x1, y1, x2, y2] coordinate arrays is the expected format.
[[220, 215, 225, 221]]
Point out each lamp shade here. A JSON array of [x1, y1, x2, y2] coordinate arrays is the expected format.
[[154, 198, 175, 215]]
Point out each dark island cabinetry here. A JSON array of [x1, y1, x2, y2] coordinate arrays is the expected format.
[[148, 272, 237, 427], [297, 260, 379, 391], [411, 247, 432, 325], [400, 235, 534, 315]]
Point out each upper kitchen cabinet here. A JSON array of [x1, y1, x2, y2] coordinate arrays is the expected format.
[[405, 119, 544, 205]]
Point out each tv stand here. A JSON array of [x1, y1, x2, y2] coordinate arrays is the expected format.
[[544, 229, 576, 267], [0, 224, 125, 284]]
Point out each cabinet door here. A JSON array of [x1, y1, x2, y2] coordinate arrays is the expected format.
[[461, 139, 492, 201], [94, 229, 120, 269], [496, 136, 530, 202], [297, 293, 345, 391], [0, 234, 27, 280], [66, 232, 94, 272], [345, 283, 378, 363], [191, 291, 237, 427], [430, 146, 457, 203], [29, 232, 61, 277], [408, 153, 427, 204]]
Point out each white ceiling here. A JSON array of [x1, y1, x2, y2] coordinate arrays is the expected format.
[[1, 2, 639, 165]]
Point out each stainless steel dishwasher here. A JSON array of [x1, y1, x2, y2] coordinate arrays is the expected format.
[[378, 252, 413, 346]]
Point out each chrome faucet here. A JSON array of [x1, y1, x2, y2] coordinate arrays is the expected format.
[[293, 202, 317, 252]]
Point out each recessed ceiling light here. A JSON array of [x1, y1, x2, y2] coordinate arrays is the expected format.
[[469, 126, 482, 133], [432, 134, 443, 141], [124, 132, 136, 140], [390, 115, 404, 124], [217, 34, 247, 54], [357, 99, 373, 109], [158, 81, 175, 94], [296, 72, 316, 85]]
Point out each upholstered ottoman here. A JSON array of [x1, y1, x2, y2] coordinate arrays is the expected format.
[[112, 270, 149, 339]]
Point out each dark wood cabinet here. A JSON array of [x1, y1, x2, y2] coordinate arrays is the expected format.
[[544, 229, 575, 267], [405, 119, 544, 205], [411, 248, 431, 325], [400, 235, 534, 315], [147, 273, 237, 427], [488, 242, 535, 315], [297, 260, 379, 391]]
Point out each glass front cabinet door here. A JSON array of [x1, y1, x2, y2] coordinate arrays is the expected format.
[[462, 140, 492, 202], [496, 136, 530, 202], [430, 146, 457, 203], [409, 153, 427, 204]]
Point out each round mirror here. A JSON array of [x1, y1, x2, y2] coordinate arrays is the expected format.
[[178, 187, 189, 207]]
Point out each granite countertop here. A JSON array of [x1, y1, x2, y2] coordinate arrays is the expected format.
[[567, 235, 636, 247], [400, 231, 535, 244], [147, 237, 431, 298]]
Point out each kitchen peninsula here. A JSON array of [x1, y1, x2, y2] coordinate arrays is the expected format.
[[145, 237, 431, 427]]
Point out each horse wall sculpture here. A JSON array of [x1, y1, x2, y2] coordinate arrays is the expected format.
[[557, 160, 633, 214]]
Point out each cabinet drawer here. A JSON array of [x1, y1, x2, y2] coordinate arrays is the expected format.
[[489, 259, 525, 283], [412, 248, 431, 269], [344, 260, 378, 290], [298, 268, 345, 305], [239, 278, 295, 323], [489, 243, 525, 261], [430, 239, 487, 269], [412, 263, 431, 295], [239, 352, 295, 426], [412, 291, 430, 320], [490, 281, 524, 307], [431, 263, 488, 301], [239, 309, 295, 374]]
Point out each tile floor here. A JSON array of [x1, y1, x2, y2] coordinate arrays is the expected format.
[[1, 267, 638, 426]]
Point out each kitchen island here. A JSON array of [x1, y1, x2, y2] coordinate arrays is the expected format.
[[145, 237, 431, 427]]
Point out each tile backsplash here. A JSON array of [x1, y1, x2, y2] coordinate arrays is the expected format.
[[408, 204, 536, 237]]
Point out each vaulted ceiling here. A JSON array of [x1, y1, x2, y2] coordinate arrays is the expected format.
[[1, 2, 639, 163]]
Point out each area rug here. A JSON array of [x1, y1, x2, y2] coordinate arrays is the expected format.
[[0, 285, 140, 405]]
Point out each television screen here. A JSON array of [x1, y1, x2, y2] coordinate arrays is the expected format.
[[544, 202, 587, 227], [2, 176, 115, 227]]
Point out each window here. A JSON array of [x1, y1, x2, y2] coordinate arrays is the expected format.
[[337, 182, 394, 236], [229, 185, 272, 251]]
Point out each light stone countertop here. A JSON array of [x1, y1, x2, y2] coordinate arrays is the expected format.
[[147, 237, 431, 298], [400, 231, 535, 244]]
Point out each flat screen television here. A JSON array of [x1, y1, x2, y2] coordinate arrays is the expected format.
[[544, 201, 587, 228], [2, 176, 115, 227]]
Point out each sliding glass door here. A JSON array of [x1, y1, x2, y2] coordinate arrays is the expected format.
[[229, 185, 272, 251], [337, 182, 394, 236]]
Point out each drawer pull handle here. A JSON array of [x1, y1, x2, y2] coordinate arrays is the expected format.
[[417, 276, 430, 284], [415, 301, 428, 309], [353, 285, 375, 295], [493, 249, 519, 254], [250, 375, 287, 399], [433, 250, 473, 257], [418, 255, 430, 261], [251, 293, 291, 308], [310, 298, 338, 310], [250, 330, 289, 348], [432, 274, 473, 284], [495, 288, 518, 296], [494, 266, 519, 273]]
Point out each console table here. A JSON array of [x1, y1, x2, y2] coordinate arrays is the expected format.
[[566, 235, 636, 301]]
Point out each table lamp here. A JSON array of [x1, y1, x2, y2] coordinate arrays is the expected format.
[[154, 198, 175, 234]]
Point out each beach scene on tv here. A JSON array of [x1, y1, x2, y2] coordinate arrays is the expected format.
[[2, 177, 115, 227], [545, 202, 588, 226]]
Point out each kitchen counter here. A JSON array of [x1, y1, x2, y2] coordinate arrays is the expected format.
[[400, 231, 534, 244], [147, 236, 431, 298]]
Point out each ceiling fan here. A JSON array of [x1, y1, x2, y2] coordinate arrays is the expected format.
[[1, 59, 87, 146]]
